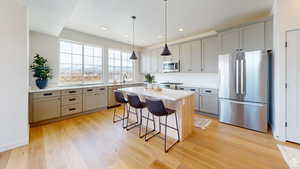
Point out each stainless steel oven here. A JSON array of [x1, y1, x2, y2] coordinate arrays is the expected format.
[[163, 61, 180, 73]]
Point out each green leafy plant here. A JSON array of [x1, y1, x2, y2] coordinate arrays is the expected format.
[[144, 73, 155, 83], [30, 54, 52, 80]]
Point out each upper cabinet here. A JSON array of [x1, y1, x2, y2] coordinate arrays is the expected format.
[[240, 22, 265, 51], [265, 20, 273, 50], [180, 42, 192, 72], [219, 22, 268, 54], [202, 36, 219, 73], [219, 28, 240, 54], [191, 40, 202, 73]]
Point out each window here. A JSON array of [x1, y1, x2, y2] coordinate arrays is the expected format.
[[108, 49, 134, 83], [108, 49, 122, 82], [59, 41, 103, 84]]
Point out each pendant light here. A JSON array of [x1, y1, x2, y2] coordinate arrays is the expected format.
[[130, 16, 137, 60], [161, 0, 171, 56]]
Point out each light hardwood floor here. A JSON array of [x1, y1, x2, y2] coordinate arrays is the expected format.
[[0, 107, 292, 169]]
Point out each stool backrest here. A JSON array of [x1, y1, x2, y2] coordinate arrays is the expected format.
[[114, 90, 127, 103], [127, 94, 143, 108], [145, 98, 167, 116]]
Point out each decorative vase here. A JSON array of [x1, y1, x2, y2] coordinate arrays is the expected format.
[[36, 79, 48, 89]]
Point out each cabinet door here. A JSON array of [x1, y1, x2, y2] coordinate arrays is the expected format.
[[202, 36, 219, 73], [180, 42, 192, 72], [33, 97, 61, 122], [240, 22, 265, 51], [191, 40, 202, 73], [83, 92, 107, 111], [151, 50, 158, 73], [156, 48, 163, 73], [200, 95, 218, 115], [140, 52, 147, 74], [169, 45, 180, 60], [219, 28, 240, 54], [265, 20, 273, 50]]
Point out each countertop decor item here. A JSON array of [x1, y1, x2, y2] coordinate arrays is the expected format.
[[145, 73, 155, 88], [30, 53, 52, 89]]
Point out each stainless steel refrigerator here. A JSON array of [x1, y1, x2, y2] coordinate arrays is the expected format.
[[218, 50, 270, 133]]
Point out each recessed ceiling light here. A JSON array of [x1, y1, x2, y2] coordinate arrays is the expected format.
[[124, 34, 129, 38], [100, 26, 108, 31], [157, 35, 163, 39], [178, 28, 184, 32]]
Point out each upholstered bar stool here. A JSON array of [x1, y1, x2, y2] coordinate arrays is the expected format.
[[127, 94, 155, 138], [113, 90, 128, 128], [145, 98, 180, 153]]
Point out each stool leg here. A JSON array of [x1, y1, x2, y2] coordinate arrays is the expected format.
[[139, 109, 143, 138], [164, 115, 168, 153], [144, 111, 150, 141], [122, 104, 126, 128], [113, 107, 116, 123], [159, 116, 161, 133]]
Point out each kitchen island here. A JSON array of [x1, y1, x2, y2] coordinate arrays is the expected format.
[[119, 87, 195, 141]]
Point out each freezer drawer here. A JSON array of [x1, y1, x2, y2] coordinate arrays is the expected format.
[[219, 99, 267, 132]]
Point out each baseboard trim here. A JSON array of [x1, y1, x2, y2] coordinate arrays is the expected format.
[[0, 137, 29, 152]]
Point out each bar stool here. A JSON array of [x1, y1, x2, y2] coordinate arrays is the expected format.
[[113, 90, 128, 128], [127, 94, 155, 138], [145, 98, 180, 153]]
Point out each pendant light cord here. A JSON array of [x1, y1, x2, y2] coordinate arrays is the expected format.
[[132, 16, 136, 51], [164, 0, 168, 45]]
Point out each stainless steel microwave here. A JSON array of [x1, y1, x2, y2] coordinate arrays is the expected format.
[[163, 61, 180, 73]]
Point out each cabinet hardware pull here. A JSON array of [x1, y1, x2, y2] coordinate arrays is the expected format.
[[69, 108, 76, 111], [69, 98, 76, 101], [69, 91, 76, 93], [43, 93, 53, 96], [99, 88, 105, 90], [205, 90, 212, 93], [87, 89, 93, 91]]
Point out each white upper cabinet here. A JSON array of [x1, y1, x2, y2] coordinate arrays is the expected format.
[[202, 36, 219, 73], [191, 40, 202, 73], [240, 22, 265, 51], [180, 42, 192, 72], [151, 50, 158, 73], [265, 20, 273, 50], [169, 45, 180, 60], [219, 28, 240, 54], [156, 48, 163, 73]]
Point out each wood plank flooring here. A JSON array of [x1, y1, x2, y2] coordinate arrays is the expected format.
[[0, 107, 292, 169]]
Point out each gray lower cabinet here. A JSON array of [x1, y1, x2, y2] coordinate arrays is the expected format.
[[83, 87, 107, 111], [199, 89, 218, 115], [33, 96, 61, 122]]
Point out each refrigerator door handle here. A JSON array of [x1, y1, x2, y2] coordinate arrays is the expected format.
[[235, 59, 240, 95], [241, 59, 244, 95]]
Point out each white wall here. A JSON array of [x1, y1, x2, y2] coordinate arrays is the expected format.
[[0, 0, 29, 152], [153, 73, 218, 89], [272, 0, 300, 141], [29, 29, 141, 87]]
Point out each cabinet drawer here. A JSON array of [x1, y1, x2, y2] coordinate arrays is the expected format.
[[61, 89, 82, 96], [61, 104, 82, 116], [199, 89, 218, 95], [62, 95, 82, 106], [33, 91, 61, 99], [83, 87, 107, 94]]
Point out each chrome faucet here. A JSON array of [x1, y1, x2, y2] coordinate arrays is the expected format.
[[122, 73, 128, 84]]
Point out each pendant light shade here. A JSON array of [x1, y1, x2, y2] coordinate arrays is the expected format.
[[161, 44, 171, 56], [161, 0, 171, 56], [130, 16, 138, 60]]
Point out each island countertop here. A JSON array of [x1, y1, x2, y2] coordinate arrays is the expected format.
[[119, 86, 195, 101]]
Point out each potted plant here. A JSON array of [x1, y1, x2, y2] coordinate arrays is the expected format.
[[144, 73, 155, 88], [30, 54, 52, 89]]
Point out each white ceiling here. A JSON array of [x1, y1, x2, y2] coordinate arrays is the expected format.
[[28, 0, 274, 47]]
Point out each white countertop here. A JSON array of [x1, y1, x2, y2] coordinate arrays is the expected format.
[[119, 87, 195, 101], [178, 84, 218, 89], [29, 82, 144, 93]]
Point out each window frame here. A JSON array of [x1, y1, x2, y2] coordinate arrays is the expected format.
[[59, 39, 104, 84]]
